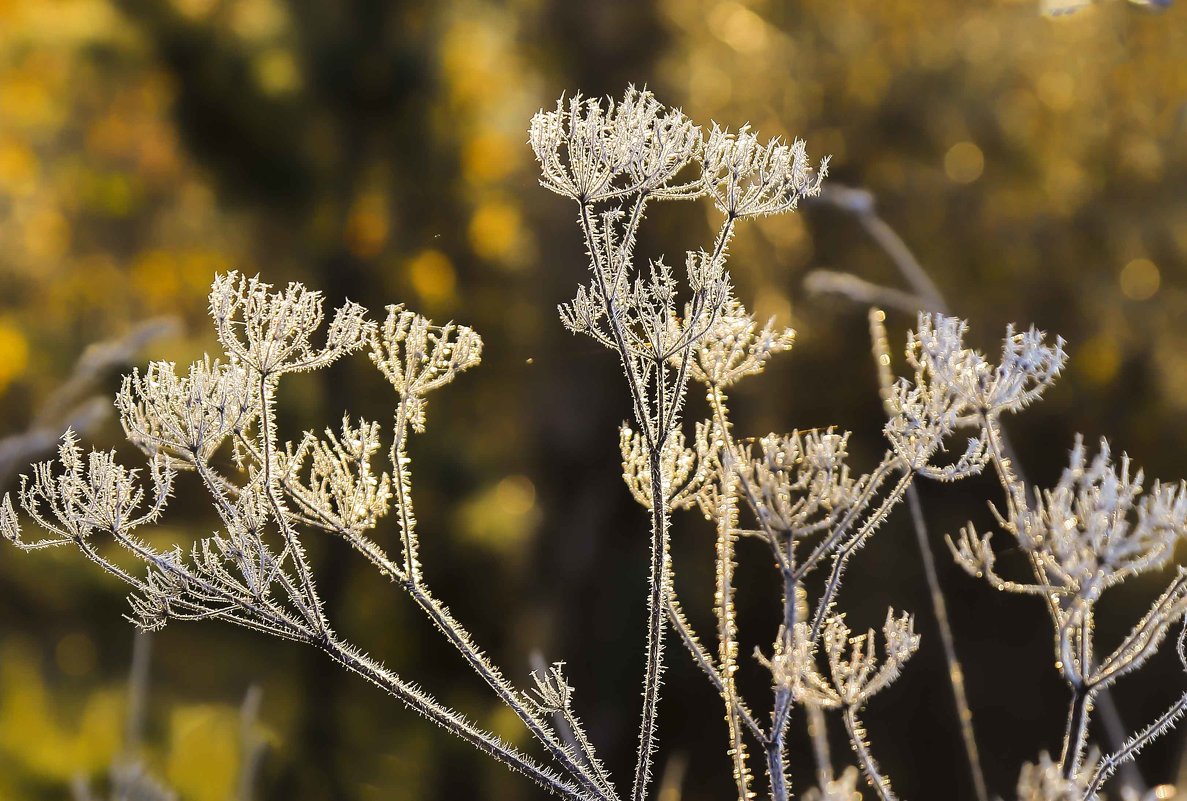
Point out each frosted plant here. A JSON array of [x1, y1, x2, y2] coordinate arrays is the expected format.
[[533, 85, 826, 801], [809, 179, 1187, 800], [640, 300, 1031, 801], [2, 272, 615, 801], [118, 357, 257, 469], [1080, 621, 1187, 800], [5, 87, 1187, 801], [933, 318, 1187, 790]]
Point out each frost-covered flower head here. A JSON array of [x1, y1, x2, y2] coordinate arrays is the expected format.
[[683, 298, 795, 388], [369, 305, 483, 432], [736, 429, 865, 538], [908, 313, 1067, 418], [1, 431, 173, 545], [702, 123, 829, 218], [620, 423, 706, 511], [1034, 436, 1187, 593], [278, 416, 393, 537], [117, 357, 257, 467], [882, 377, 988, 479], [953, 436, 1187, 607], [777, 611, 920, 709], [529, 86, 702, 203], [210, 271, 374, 377], [952, 437, 1187, 595]]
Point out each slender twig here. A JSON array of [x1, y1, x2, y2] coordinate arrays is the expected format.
[[235, 686, 266, 801], [633, 449, 672, 801], [810, 469, 914, 641], [843, 706, 899, 801], [1061, 683, 1095, 779], [409, 581, 614, 800], [664, 590, 766, 742], [906, 487, 988, 801], [321, 634, 595, 801], [806, 702, 833, 791], [707, 385, 756, 801], [1084, 691, 1187, 800]]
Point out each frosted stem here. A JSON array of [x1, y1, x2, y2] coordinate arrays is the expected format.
[[632, 450, 671, 801], [844, 706, 900, 801], [810, 469, 914, 641], [665, 590, 765, 742], [1061, 682, 1095, 779], [1084, 691, 1187, 800], [708, 385, 754, 801], [321, 635, 593, 801]]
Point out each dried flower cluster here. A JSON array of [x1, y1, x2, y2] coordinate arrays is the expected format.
[[3, 88, 1187, 801]]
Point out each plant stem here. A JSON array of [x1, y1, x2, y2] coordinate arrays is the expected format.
[[259, 373, 325, 632], [765, 737, 790, 801], [409, 582, 615, 800], [844, 706, 899, 801], [321, 635, 593, 801], [707, 385, 754, 801], [807, 702, 833, 791], [390, 398, 421, 583], [665, 590, 766, 741], [906, 486, 987, 801], [632, 447, 671, 801], [1061, 683, 1094, 780], [1084, 691, 1187, 800], [810, 469, 914, 641]]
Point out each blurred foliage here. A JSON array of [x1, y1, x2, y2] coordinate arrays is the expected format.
[[0, 636, 259, 801], [0, 0, 1185, 800]]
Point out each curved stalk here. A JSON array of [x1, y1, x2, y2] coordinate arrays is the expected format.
[[843, 706, 900, 801]]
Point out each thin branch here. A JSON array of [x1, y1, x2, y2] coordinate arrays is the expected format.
[[665, 590, 766, 742], [843, 706, 900, 801], [810, 184, 946, 314], [321, 635, 595, 801], [804, 270, 929, 316], [906, 487, 988, 801]]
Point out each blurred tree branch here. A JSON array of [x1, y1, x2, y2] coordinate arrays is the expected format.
[[0, 318, 179, 488]]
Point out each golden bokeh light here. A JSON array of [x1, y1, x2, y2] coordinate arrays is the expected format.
[[468, 198, 522, 264], [1120, 257, 1161, 300], [407, 249, 458, 309], [944, 141, 985, 184]]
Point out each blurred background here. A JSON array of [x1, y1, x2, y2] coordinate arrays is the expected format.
[[0, 0, 1185, 799]]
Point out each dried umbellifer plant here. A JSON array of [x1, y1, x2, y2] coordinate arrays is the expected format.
[[4, 88, 1187, 801]]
